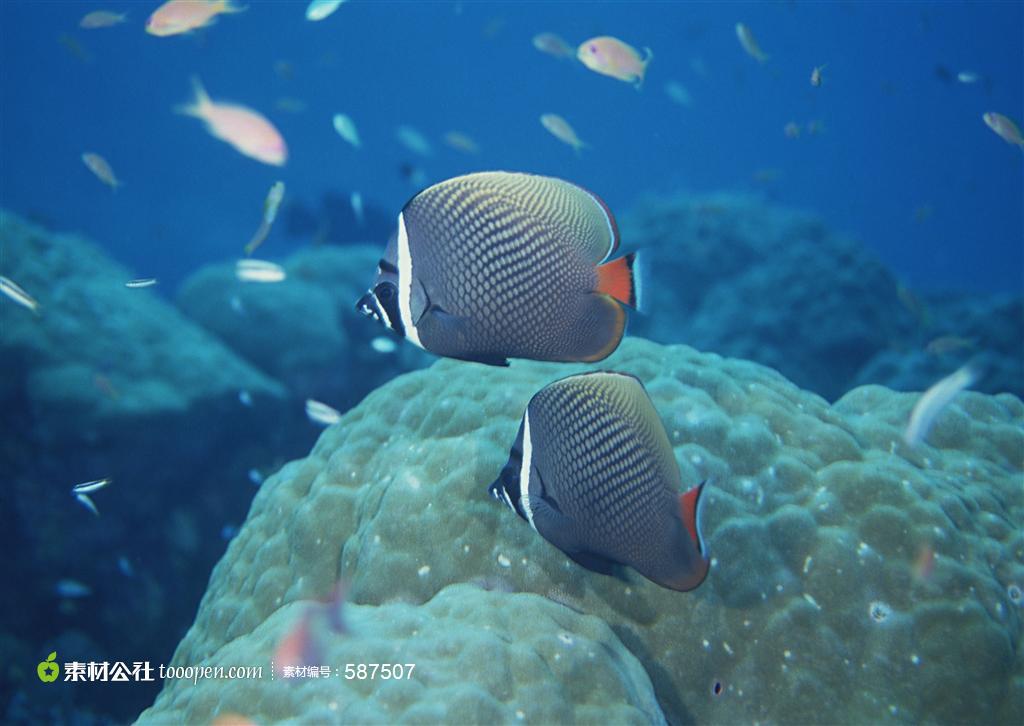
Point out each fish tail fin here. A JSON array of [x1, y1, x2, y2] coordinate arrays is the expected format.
[[635, 47, 654, 90], [175, 76, 210, 116], [596, 252, 639, 309], [679, 480, 708, 556]]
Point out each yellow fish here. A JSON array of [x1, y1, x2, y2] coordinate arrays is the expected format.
[[736, 23, 769, 63], [577, 36, 652, 89], [82, 152, 121, 189], [540, 114, 587, 154], [983, 112, 1024, 147], [145, 0, 245, 37]]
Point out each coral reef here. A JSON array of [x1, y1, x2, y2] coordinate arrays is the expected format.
[[139, 337, 1023, 725], [177, 246, 430, 409], [620, 192, 916, 400]]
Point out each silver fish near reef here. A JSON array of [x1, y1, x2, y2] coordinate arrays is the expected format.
[[355, 171, 641, 366], [904, 362, 979, 446], [125, 278, 158, 288], [1, 275, 40, 314], [488, 371, 710, 592]]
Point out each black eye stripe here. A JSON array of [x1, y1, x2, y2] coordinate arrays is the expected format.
[[378, 259, 398, 274]]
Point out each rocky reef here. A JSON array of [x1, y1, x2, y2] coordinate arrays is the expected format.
[[138, 337, 1023, 725]]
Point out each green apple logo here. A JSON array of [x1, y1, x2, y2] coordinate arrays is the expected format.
[[37, 652, 59, 683]]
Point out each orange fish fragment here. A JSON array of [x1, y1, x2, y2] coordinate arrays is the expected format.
[[177, 77, 287, 166], [146, 0, 245, 37], [82, 152, 121, 189], [577, 36, 652, 89]]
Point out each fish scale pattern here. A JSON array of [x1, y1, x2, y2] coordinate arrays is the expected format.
[[139, 338, 1023, 726], [530, 373, 680, 571], [405, 172, 623, 361]]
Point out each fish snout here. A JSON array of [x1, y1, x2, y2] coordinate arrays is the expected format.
[[355, 291, 380, 321]]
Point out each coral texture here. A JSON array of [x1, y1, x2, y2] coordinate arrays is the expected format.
[[139, 337, 1023, 725]]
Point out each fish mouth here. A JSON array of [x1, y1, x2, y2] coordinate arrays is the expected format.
[[355, 291, 381, 322]]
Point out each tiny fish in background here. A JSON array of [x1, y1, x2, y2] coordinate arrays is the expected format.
[[664, 81, 692, 107], [146, 0, 245, 37], [80, 10, 127, 29], [540, 113, 587, 154], [396, 125, 433, 156], [784, 121, 801, 139], [177, 78, 288, 167], [332, 113, 361, 148], [74, 493, 100, 517], [904, 362, 980, 447], [125, 278, 158, 288], [238, 389, 253, 407], [532, 31, 574, 60], [274, 582, 348, 679], [306, 0, 346, 22], [72, 478, 111, 495], [230, 294, 245, 314], [350, 191, 364, 226], [247, 468, 263, 486], [982, 112, 1024, 147], [443, 131, 480, 155], [736, 23, 769, 63], [82, 152, 121, 189], [925, 335, 976, 356], [370, 336, 396, 354], [488, 372, 710, 592], [244, 181, 286, 256], [0, 275, 40, 314], [810, 64, 826, 87], [56, 579, 92, 599], [305, 398, 342, 426], [576, 36, 652, 88], [235, 259, 286, 283], [957, 71, 979, 84], [356, 172, 641, 365], [117, 555, 135, 577]]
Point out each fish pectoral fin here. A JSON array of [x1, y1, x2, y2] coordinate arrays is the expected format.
[[420, 305, 510, 366]]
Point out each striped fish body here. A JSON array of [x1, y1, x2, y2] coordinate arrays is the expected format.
[[355, 172, 639, 365], [489, 371, 709, 592]]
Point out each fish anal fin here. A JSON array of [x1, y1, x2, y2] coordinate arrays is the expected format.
[[572, 293, 626, 363], [596, 252, 638, 308]]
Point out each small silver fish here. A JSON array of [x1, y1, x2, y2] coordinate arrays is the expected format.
[[236, 259, 286, 283], [332, 113, 361, 148], [904, 363, 979, 446], [736, 23, 769, 63], [56, 578, 92, 598], [72, 477, 111, 494], [245, 181, 286, 256], [125, 278, 158, 288], [238, 389, 254, 407], [810, 64, 826, 87], [351, 191, 364, 226], [396, 125, 433, 156], [247, 468, 263, 486], [117, 555, 135, 577], [305, 398, 342, 426], [371, 336, 396, 353], [0, 275, 40, 314], [957, 71, 979, 84], [75, 493, 100, 516]]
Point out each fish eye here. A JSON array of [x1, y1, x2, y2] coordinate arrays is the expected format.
[[375, 282, 396, 302], [589, 44, 597, 52]]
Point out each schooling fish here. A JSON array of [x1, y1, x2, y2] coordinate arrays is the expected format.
[[577, 36, 652, 88], [146, 0, 244, 37], [488, 371, 709, 592], [355, 171, 641, 366]]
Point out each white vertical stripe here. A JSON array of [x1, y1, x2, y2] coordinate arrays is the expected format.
[[518, 411, 537, 531], [396, 212, 424, 349], [585, 189, 617, 263]]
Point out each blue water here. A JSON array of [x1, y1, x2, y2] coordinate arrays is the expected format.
[[1, 1, 1021, 293]]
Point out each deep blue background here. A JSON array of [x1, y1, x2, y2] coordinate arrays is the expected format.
[[1, 0, 1021, 293]]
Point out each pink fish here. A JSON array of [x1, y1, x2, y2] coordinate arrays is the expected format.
[[146, 0, 245, 37], [177, 78, 287, 166], [577, 36, 652, 89]]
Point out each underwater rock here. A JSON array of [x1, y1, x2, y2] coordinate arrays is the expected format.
[[177, 245, 431, 410], [620, 192, 915, 401], [139, 584, 665, 725], [0, 209, 296, 721], [140, 337, 1023, 725]]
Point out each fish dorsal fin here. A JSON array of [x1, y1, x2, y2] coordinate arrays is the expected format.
[[433, 172, 621, 265], [679, 480, 708, 554]]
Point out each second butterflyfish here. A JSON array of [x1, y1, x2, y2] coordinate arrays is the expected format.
[[355, 171, 642, 366]]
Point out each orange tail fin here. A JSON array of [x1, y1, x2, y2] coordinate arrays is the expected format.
[[596, 252, 638, 308], [679, 480, 708, 555]]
